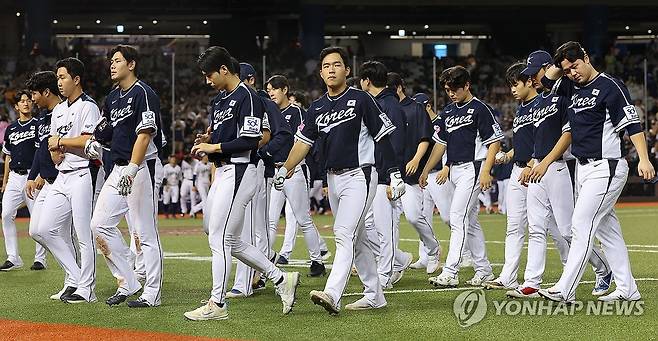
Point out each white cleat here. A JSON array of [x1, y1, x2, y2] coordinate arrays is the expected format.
[[50, 288, 66, 300], [598, 289, 641, 302], [225, 289, 248, 299], [409, 259, 427, 270], [184, 300, 229, 321], [310, 290, 340, 315], [321, 250, 332, 261], [484, 279, 518, 290], [345, 296, 387, 311], [276, 272, 300, 314], [429, 273, 459, 287], [426, 254, 441, 274], [466, 273, 495, 287], [391, 252, 414, 285], [459, 254, 474, 268]]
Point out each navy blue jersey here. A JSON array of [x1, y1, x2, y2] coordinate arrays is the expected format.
[[511, 96, 538, 163], [259, 94, 293, 177], [432, 97, 504, 164], [531, 91, 571, 159], [281, 104, 305, 132], [3, 118, 37, 171], [296, 86, 396, 171], [103, 80, 162, 163], [208, 82, 264, 165], [374, 88, 406, 184], [549, 73, 642, 158], [27, 109, 58, 180], [429, 115, 445, 171], [493, 162, 513, 180], [400, 96, 434, 184]]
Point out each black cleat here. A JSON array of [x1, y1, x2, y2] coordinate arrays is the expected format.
[[30, 261, 45, 271], [276, 256, 289, 265], [309, 261, 326, 277], [106, 293, 129, 306], [252, 279, 266, 291], [62, 293, 87, 304], [0, 260, 20, 271], [127, 298, 152, 308]]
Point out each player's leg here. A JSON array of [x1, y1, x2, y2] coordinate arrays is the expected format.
[[520, 181, 553, 291], [370, 184, 396, 288], [279, 200, 297, 261], [180, 179, 190, 214], [172, 184, 180, 216], [284, 168, 323, 269], [400, 184, 440, 273], [1, 172, 28, 268], [268, 180, 287, 256], [67, 169, 97, 302], [162, 186, 172, 218], [230, 199, 257, 298], [29, 182, 52, 269], [497, 179, 508, 214], [126, 213, 146, 280], [464, 194, 493, 283], [23, 187, 47, 268]]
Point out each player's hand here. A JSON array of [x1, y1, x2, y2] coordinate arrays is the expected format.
[[528, 162, 549, 183], [418, 171, 429, 189], [495, 151, 511, 164], [0, 184, 5, 193], [192, 186, 197, 192], [435, 166, 449, 185], [195, 127, 212, 145], [50, 149, 65, 165], [84, 137, 103, 160], [48, 136, 61, 151], [35, 176, 45, 190], [518, 166, 532, 186], [480, 170, 493, 191], [322, 187, 328, 198], [191, 143, 217, 156], [638, 159, 656, 181], [118, 163, 139, 196], [405, 158, 420, 176], [273, 166, 288, 191], [388, 170, 405, 200]]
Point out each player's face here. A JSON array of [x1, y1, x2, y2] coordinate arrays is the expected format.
[[15, 94, 33, 114], [320, 53, 350, 88], [444, 84, 469, 103], [203, 70, 224, 91], [109, 51, 134, 82], [266, 84, 287, 106], [57, 67, 77, 98], [509, 81, 530, 101], [31, 90, 46, 109], [169, 157, 177, 165], [560, 57, 591, 84], [531, 67, 546, 89]]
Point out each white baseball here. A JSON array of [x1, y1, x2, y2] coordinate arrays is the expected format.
[[495, 151, 507, 163]]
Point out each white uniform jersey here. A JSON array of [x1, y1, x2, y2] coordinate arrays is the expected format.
[[163, 164, 181, 186], [194, 162, 211, 184], [181, 159, 195, 180], [50, 93, 100, 171]]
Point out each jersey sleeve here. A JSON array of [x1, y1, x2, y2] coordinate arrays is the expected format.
[[478, 104, 504, 145], [237, 91, 264, 139], [558, 97, 571, 133], [2, 126, 10, 155], [605, 77, 642, 135], [81, 102, 101, 135], [548, 76, 574, 98], [289, 107, 303, 132], [415, 103, 433, 142], [431, 117, 448, 146], [134, 86, 160, 136], [361, 92, 395, 142], [296, 103, 319, 146]]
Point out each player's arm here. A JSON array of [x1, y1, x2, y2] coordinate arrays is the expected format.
[[528, 133, 571, 183], [481, 141, 501, 190], [282, 141, 311, 172], [419, 143, 447, 188], [630, 132, 656, 181], [478, 106, 504, 190], [406, 141, 429, 176], [130, 131, 153, 166], [1, 154, 9, 192], [258, 129, 271, 148]]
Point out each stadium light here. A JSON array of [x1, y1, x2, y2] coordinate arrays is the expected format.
[[116, 25, 124, 33], [625, 25, 630, 30], [53, 19, 58, 24], [186, 25, 191, 30], [96, 19, 101, 24], [152, 19, 158, 25], [367, 30, 372, 35], [424, 24, 429, 29], [138, 25, 143, 30], [76, 25, 81, 30], [385, 25, 390, 30], [398, 29, 406, 37], [649, 29, 653, 34], [203, 20, 208, 25], [16, 12, 20, 17], [461, 30, 465, 35], [341, 25, 346, 29], [412, 31, 417, 35]]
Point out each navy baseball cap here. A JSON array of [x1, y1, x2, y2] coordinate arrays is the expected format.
[[412, 93, 430, 105], [521, 50, 552, 76], [239, 63, 256, 81]]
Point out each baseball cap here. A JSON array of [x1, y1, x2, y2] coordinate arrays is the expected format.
[[412, 93, 430, 105], [239, 63, 256, 81], [521, 50, 552, 76]]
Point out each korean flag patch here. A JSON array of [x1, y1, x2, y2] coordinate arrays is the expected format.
[[467, 108, 475, 114], [347, 99, 356, 107], [142, 110, 156, 127], [623, 105, 639, 121], [242, 116, 262, 136], [229, 100, 237, 107], [552, 96, 559, 103], [592, 89, 600, 96]]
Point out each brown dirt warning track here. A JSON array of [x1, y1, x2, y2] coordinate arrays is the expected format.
[[0, 319, 237, 341]]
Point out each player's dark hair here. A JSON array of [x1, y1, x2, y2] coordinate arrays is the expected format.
[[439, 66, 470, 90], [266, 75, 289, 91], [55, 57, 85, 82], [13, 90, 31, 105], [26, 71, 61, 96], [108, 45, 139, 69], [197, 46, 238, 75], [553, 41, 586, 68], [319, 46, 350, 68], [386, 72, 405, 92], [505, 62, 530, 87], [346, 77, 361, 89], [288, 90, 307, 108], [230, 57, 242, 78], [359, 61, 388, 88]]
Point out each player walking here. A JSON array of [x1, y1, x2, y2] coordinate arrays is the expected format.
[[180, 155, 197, 216], [162, 155, 181, 218], [190, 155, 211, 217]]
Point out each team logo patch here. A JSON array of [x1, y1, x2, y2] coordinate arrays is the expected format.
[[552, 96, 559, 103], [242, 116, 262, 135], [142, 110, 156, 126], [623, 105, 639, 121], [492, 123, 503, 137], [229, 100, 237, 107], [347, 99, 356, 107], [592, 89, 600, 96], [467, 108, 475, 114], [379, 113, 394, 129]]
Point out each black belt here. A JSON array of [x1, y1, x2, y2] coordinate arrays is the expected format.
[[327, 166, 362, 175], [60, 167, 88, 174], [448, 161, 472, 166], [115, 159, 129, 166], [577, 157, 602, 165], [45, 177, 57, 184], [514, 161, 528, 168], [12, 169, 28, 175]]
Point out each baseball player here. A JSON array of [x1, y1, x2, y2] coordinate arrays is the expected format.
[[180, 155, 197, 216], [190, 154, 211, 217], [0, 90, 46, 271], [184, 46, 299, 321], [25, 72, 64, 274], [420, 66, 501, 287], [31, 57, 100, 303], [276, 47, 403, 314], [493, 161, 512, 215], [162, 155, 181, 218], [539, 42, 654, 302], [265, 74, 325, 276], [84, 45, 164, 308]]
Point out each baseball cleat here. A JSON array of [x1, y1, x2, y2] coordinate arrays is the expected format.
[[538, 288, 566, 302], [592, 271, 613, 296], [484, 279, 518, 290], [127, 297, 155, 308], [225, 289, 247, 299], [309, 261, 326, 277], [409, 259, 427, 270], [62, 293, 90, 304], [310, 290, 339, 315], [506, 287, 540, 298], [597, 289, 641, 302], [30, 261, 46, 271], [51, 286, 76, 300], [276, 272, 300, 314], [0, 260, 22, 271], [459, 254, 474, 268], [320, 250, 332, 261], [429, 273, 458, 287], [426, 254, 441, 274], [252, 279, 266, 292], [106, 293, 129, 306], [345, 297, 387, 311], [184, 300, 229, 321], [276, 256, 289, 265], [466, 273, 495, 287]]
